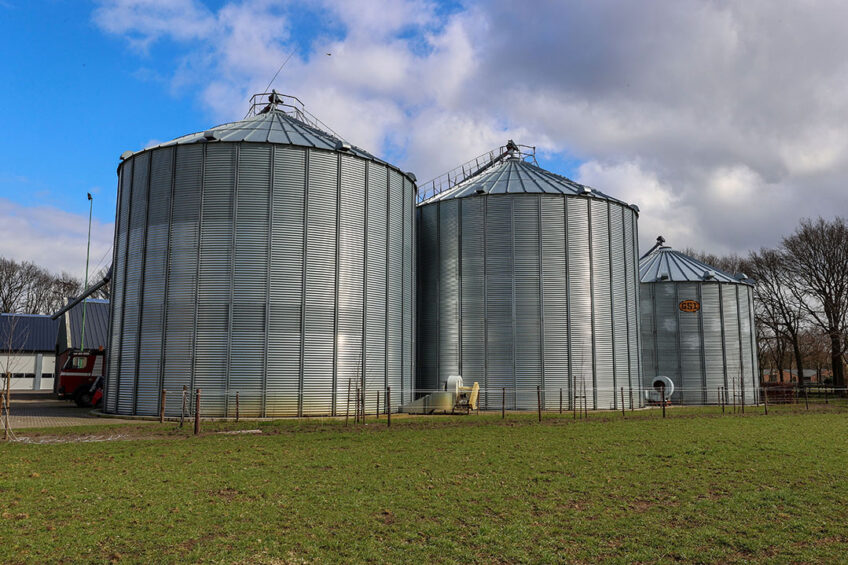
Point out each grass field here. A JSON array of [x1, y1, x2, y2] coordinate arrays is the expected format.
[[1, 405, 847, 564]]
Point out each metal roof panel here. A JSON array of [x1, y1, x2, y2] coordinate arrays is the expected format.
[[639, 246, 751, 285]]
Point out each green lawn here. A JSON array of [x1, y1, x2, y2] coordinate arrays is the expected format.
[[1, 406, 847, 564]]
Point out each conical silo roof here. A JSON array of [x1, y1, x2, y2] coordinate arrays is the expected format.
[[121, 101, 410, 176], [419, 157, 628, 205], [639, 244, 751, 285]]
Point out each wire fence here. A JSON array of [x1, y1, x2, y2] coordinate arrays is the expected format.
[[134, 383, 848, 427]]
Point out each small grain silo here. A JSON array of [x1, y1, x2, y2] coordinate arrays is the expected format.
[[416, 142, 642, 410], [105, 93, 416, 417], [639, 238, 759, 405]]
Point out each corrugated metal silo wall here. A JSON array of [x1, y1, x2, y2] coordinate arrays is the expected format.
[[639, 281, 759, 404], [105, 143, 415, 416], [416, 194, 642, 410]]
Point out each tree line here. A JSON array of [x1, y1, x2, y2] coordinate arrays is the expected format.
[[0, 257, 109, 316], [687, 217, 848, 388]]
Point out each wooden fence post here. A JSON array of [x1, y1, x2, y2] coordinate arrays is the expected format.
[[620, 387, 625, 418], [346, 379, 351, 425]]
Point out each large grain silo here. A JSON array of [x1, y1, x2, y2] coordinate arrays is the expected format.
[[639, 238, 758, 405], [105, 93, 416, 417], [416, 142, 642, 410]]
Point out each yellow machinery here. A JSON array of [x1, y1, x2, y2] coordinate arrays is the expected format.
[[400, 376, 479, 414], [453, 378, 479, 413]]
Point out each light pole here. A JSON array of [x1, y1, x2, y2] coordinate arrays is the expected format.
[[80, 193, 93, 352]]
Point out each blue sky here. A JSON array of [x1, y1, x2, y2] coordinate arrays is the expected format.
[[2, 1, 848, 275]]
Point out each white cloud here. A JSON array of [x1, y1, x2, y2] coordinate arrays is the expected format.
[[0, 198, 113, 279], [92, 0, 848, 256]]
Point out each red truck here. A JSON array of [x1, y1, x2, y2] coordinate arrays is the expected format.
[[54, 350, 105, 407]]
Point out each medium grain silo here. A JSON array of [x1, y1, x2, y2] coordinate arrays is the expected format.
[[105, 93, 416, 417], [639, 238, 759, 405], [416, 142, 642, 410]]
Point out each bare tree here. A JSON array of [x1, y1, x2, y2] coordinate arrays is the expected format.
[[682, 248, 749, 278], [1, 314, 29, 440], [90, 266, 111, 300], [783, 217, 848, 388], [47, 273, 83, 315], [0, 258, 28, 313], [748, 248, 808, 385]]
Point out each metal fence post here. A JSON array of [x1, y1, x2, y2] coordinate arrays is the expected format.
[[160, 389, 166, 424], [387, 386, 391, 427], [194, 388, 201, 435], [559, 387, 563, 415], [180, 385, 186, 428], [502, 388, 505, 419], [377, 390, 380, 419], [804, 384, 809, 410], [235, 391, 240, 422], [537, 385, 542, 422]]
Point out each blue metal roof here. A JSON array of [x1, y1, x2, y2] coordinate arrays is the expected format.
[[0, 313, 59, 352], [419, 157, 631, 207], [67, 299, 110, 351], [640, 246, 752, 285]]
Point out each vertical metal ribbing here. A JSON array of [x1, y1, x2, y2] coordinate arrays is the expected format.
[[564, 197, 573, 410], [538, 196, 545, 399], [748, 287, 759, 399], [104, 173, 120, 410], [632, 211, 643, 406], [621, 206, 632, 404], [384, 167, 389, 395], [114, 158, 134, 414], [225, 145, 239, 416], [652, 284, 659, 388], [298, 150, 309, 417], [607, 201, 617, 408], [482, 198, 488, 405], [263, 145, 274, 418], [587, 198, 597, 409], [157, 147, 177, 416], [674, 283, 683, 402], [132, 153, 154, 415], [332, 153, 341, 416], [411, 182, 417, 404], [735, 285, 745, 404], [401, 180, 405, 403], [510, 198, 517, 408], [718, 284, 728, 390], [697, 283, 707, 403], [189, 146, 206, 405], [435, 202, 440, 383], [106, 160, 129, 413], [457, 199, 462, 378], [361, 163, 368, 406]]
